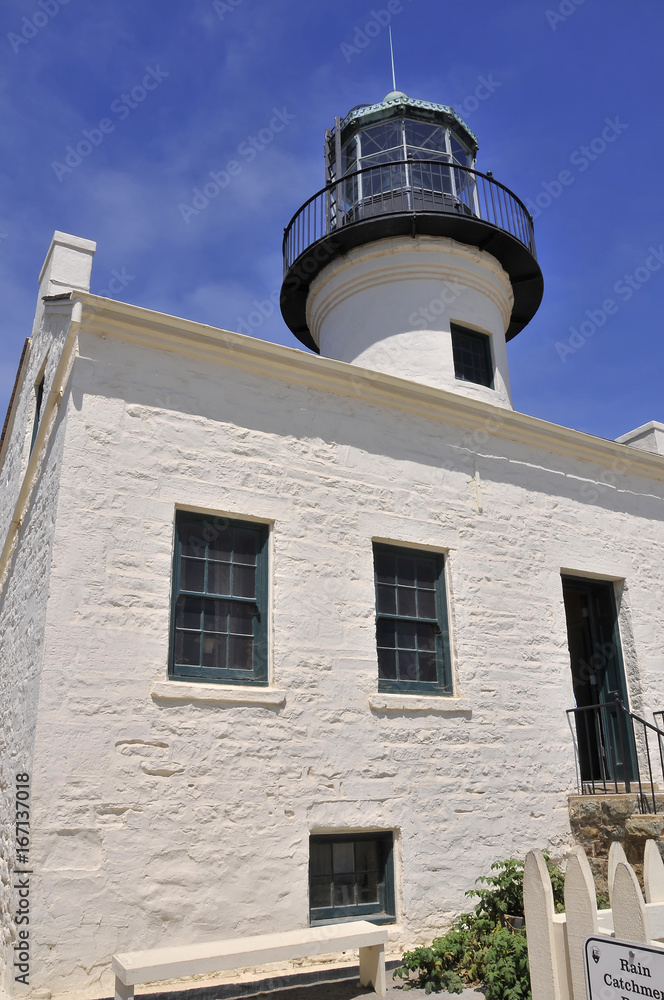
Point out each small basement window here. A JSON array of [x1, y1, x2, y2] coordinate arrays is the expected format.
[[451, 324, 494, 388], [309, 832, 395, 925]]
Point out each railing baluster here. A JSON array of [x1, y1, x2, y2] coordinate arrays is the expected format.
[[644, 723, 657, 814]]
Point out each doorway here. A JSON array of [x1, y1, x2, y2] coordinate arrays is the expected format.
[[562, 576, 636, 785]]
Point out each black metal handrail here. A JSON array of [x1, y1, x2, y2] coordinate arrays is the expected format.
[[567, 696, 664, 814], [282, 158, 537, 274]]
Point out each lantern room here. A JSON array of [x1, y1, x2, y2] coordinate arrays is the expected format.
[[325, 90, 479, 218], [280, 90, 543, 407]]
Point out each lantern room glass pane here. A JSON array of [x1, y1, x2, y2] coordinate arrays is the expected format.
[[405, 119, 448, 153], [358, 122, 403, 155]]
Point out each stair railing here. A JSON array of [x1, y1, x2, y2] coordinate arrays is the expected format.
[[566, 695, 664, 813]]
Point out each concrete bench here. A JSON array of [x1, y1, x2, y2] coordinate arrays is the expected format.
[[112, 919, 388, 1000]]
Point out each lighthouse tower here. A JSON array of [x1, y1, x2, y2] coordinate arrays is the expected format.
[[280, 91, 543, 409]]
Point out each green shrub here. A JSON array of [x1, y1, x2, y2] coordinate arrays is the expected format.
[[393, 853, 570, 999], [483, 927, 531, 1000]]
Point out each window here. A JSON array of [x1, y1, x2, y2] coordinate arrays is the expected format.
[[451, 324, 494, 388], [29, 375, 45, 454], [170, 512, 268, 685], [373, 544, 451, 694], [309, 833, 395, 925]]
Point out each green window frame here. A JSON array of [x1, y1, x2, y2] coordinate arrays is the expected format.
[[451, 323, 494, 388], [309, 832, 395, 925], [373, 544, 452, 694], [169, 511, 268, 685]]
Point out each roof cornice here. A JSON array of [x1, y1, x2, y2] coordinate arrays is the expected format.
[[339, 96, 479, 152], [73, 292, 664, 483]]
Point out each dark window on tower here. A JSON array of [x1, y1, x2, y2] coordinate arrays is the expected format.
[[29, 375, 45, 454], [309, 832, 395, 925], [373, 544, 452, 694], [451, 324, 494, 388], [170, 512, 268, 685]]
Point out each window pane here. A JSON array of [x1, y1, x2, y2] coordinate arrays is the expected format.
[[180, 520, 207, 557], [204, 599, 229, 633], [175, 630, 201, 666], [417, 560, 436, 586], [398, 649, 418, 681], [397, 556, 416, 587], [310, 877, 332, 908], [208, 527, 233, 561], [359, 122, 402, 154], [405, 120, 447, 151], [233, 530, 257, 563], [396, 620, 418, 649], [375, 551, 396, 585], [417, 589, 437, 619], [358, 871, 379, 903], [376, 584, 396, 615], [416, 622, 437, 651], [232, 564, 256, 599], [333, 875, 356, 906], [376, 617, 395, 645], [355, 840, 378, 873], [230, 603, 255, 635], [419, 652, 438, 683], [332, 842, 355, 874], [202, 634, 226, 669], [397, 586, 417, 617], [378, 648, 396, 679], [311, 843, 331, 876], [228, 635, 253, 670], [207, 561, 231, 596], [176, 595, 203, 630], [180, 557, 205, 592]]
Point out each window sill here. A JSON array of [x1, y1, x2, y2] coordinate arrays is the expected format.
[[368, 693, 472, 714], [151, 680, 286, 707]]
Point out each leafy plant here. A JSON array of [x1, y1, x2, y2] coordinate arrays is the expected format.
[[393, 853, 571, 999], [483, 927, 531, 1000], [467, 854, 565, 919]]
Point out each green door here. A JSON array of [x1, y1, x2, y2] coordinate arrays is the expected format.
[[562, 576, 636, 785]]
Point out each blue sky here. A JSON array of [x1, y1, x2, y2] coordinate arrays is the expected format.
[[1, 0, 662, 441]]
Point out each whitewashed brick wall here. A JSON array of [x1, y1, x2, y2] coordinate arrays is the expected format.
[[2, 299, 664, 999]]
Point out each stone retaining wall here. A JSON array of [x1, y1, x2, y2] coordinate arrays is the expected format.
[[568, 793, 664, 894]]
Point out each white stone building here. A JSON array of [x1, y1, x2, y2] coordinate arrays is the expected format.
[[2, 91, 664, 1000]]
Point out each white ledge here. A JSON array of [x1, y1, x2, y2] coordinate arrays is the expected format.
[[151, 681, 286, 707], [368, 693, 472, 714]]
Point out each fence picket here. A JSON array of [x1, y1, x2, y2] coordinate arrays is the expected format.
[[526, 840, 664, 998], [523, 851, 564, 1000], [612, 860, 649, 943], [564, 848, 599, 1000], [608, 840, 628, 908], [645, 840, 664, 903]]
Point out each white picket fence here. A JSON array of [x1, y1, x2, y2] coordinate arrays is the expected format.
[[523, 840, 664, 1000]]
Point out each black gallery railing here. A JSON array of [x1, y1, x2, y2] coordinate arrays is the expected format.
[[567, 697, 664, 814], [283, 158, 537, 273]]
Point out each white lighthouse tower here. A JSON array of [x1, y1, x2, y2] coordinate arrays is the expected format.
[[280, 91, 543, 409]]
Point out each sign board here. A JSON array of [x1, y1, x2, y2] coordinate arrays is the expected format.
[[585, 935, 664, 999]]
